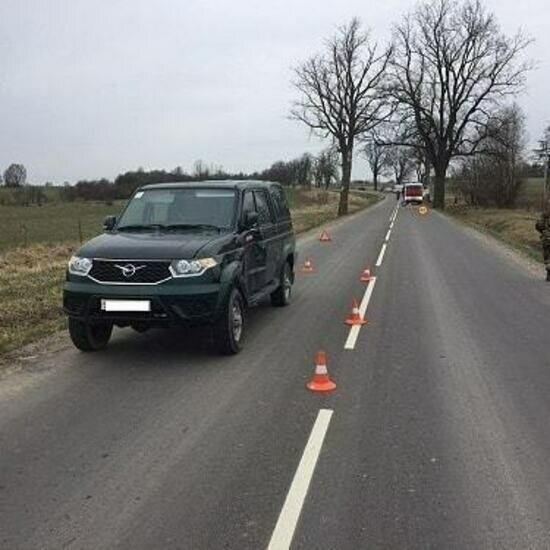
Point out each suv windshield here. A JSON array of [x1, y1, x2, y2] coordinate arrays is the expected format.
[[117, 187, 236, 230]]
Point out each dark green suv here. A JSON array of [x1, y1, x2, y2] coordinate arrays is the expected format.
[[63, 181, 296, 354]]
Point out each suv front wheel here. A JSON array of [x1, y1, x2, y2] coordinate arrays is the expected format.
[[214, 287, 245, 355], [68, 318, 113, 352]]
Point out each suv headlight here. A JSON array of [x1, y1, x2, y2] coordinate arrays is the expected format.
[[170, 257, 218, 277], [68, 256, 93, 276]]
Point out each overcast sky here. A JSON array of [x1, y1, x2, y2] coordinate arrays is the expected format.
[[1, 0, 548, 184]]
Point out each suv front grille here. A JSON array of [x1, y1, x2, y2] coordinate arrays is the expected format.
[[89, 260, 172, 284]]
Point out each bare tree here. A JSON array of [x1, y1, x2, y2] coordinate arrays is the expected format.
[[454, 103, 527, 207], [362, 131, 392, 190], [3, 163, 27, 187], [413, 146, 431, 184], [314, 147, 339, 189], [387, 145, 416, 186], [295, 153, 314, 186], [389, 0, 532, 209], [193, 160, 210, 180], [291, 18, 392, 215], [260, 154, 315, 186]]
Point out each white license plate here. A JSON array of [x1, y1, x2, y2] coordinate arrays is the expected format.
[[101, 299, 151, 312]]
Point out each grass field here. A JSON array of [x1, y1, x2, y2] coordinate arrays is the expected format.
[[0, 187, 381, 356], [0, 200, 125, 251], [445, 176, 545, 262], [446, 206, 542, 262], [515, 177, 546, 211]]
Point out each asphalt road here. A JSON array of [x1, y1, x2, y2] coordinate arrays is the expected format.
[[2, 196, 550, 549]]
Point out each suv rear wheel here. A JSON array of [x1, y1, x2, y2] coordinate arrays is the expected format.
[[214, 287, 245, 355], [68, 318, 113, 352], [271, 262, 292, 307]]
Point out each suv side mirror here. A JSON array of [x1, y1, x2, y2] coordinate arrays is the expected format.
[[243, 211, 259, 229], [103, 215, 117, 231]]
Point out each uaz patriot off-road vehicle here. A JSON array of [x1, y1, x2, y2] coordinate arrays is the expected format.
[[63, 181, 296, 354]]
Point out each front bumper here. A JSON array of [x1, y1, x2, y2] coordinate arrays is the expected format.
[[63, 278, 226, 326]]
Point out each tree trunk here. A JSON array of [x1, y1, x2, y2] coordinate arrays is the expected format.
[[372, 166, 378, 191], [433, 165, 447, 209], [338, 149, 352, 216], [423, 159, 431, 185]]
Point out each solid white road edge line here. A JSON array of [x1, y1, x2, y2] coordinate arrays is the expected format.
[[344, 276, 377, 350], [267, 409, 334, 550], [375, 243, 387, 267], [385, 228, 392, 242]]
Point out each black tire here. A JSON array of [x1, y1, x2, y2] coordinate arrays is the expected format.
[[271, 262, 293, 307], [68, 318, 113, 352], [214, 287, 245, 355]]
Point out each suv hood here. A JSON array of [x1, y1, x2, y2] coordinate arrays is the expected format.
[[77, 230, 224, 260]]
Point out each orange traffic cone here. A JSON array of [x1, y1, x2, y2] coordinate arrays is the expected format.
[[300, 259, 315, 273], [319, 230, 331, 242], [344, 299, 367, 326], [306, 351, 336, 392], [360, 267, 373, 282]]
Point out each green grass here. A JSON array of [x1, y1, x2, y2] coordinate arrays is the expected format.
[[0, 200, 126, 251], [446, 205, 542, 262], [0, 244, 72, 355], [445, 176, 546, 262], [515, 177, 546, 211], [0, 185, 61, 205], [0, 188, 381, 357]]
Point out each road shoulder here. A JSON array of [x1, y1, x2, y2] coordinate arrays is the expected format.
[[438, 209, 545, 280]]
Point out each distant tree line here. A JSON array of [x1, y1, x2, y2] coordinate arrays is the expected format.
[[0, 163, 48, 206], [254, 149, 339, 188], [60, 164, 252, 203], [0, 149, 340, 205]]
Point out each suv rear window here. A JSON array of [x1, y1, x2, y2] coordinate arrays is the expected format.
[[269, 187, 291, 221], [253, 190, 274, 226]]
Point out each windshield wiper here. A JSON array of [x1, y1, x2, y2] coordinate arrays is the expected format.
[[164, 223, 221, 232], [117, 224, 167, 231]]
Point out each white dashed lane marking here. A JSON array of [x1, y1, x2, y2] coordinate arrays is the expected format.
[[267, 409, 334, 550], [375, 243, 387, 267], [344, 276, 377, 350]]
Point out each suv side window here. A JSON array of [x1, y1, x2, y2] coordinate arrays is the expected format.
[[242, 190, 256, 220], [253, 190, 274, 226], [269, 187, 291, 221]]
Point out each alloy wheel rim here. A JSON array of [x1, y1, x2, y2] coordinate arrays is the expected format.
[[232, 301, 243, 342], [283, 271, 292, 301]]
